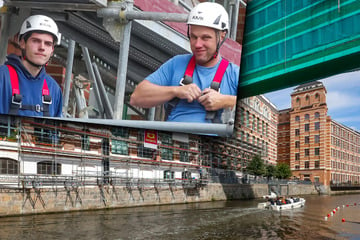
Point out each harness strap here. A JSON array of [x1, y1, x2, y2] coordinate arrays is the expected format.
[[6, 65, 52, 116], [165, 56, 229, 122], [7, 65, 22, 115], [205, 59, 229, 122]]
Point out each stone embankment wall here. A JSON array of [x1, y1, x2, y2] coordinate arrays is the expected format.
[[0, 183, 318, 217]]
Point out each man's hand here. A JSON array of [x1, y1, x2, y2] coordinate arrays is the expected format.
[[199, 88, 237, 111], [198, 88, 223, 111], [175, 83, 202, 103]]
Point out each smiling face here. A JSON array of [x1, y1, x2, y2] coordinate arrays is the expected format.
[[189, 25, 225, 67], [20, 32, 55, 67]]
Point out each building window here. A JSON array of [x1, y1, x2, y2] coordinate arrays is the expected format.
[[295, 116, 300, 121], [304, 161, 310, 169], [246, 111, 250, 127], [160, 133, 173, 160], [295, 141, 300, 148], [164, 170, 174, 180], [0, 158, 19, 175], [305, 124, 309, 132], [137, 131, 156, 159], [179, 142, 189, 162], [305, 149, 309, 156], [252, 115, 256, 130], [315, 112, 320, 118], [81, 135, 90, 151], [182, 171, 191, 179], [315, 148, 320, 156], [240, 108, 245, 125], [305, 114, 310, 120], [37, 161, 61, 175], [295, 129, 300, 136], [111, 128, 129, 155], [315, 122, 320, 130], [315, 135, 320, 143], [295, 153, 300, 160], [295, 165, 300, 170], [305, 136, 310, 144], [315, 161, 320, 169]]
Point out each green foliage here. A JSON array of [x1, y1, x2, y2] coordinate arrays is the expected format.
[[275, 162, 292, 179], [246, 155, 265, 177], [264, 164, 276, 178]]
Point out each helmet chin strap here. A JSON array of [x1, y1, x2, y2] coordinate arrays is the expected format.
[[204, 31, 227, 65]]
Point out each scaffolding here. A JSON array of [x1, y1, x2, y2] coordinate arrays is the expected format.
[[0, 0, 245, 137]]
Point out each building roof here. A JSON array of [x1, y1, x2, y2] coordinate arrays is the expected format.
[[292, 80, 324, 94]]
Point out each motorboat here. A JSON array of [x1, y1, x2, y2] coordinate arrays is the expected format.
[[258, 197, 306, 211]]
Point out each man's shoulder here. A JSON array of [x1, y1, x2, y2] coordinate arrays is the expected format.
[[168, 54, 192, 64]]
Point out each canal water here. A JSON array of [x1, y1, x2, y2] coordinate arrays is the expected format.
[[0, 194, 359, 240]]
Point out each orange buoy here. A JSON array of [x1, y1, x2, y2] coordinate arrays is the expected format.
[[327, 213, 331, 217]]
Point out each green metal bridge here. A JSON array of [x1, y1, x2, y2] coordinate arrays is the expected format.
[[239, 0, 360, 97]]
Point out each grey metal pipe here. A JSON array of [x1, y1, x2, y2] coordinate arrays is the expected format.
[[62, 39, 76, 117], [81, 46, 104, 118], [92, 62, 114, 119], [0, 13, 10, 64], [45, 117, 235, 137], [97, 8, 188, 23], [112, 19, 132, 120]]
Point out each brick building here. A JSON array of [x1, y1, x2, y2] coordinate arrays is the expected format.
[[278, 81, 360, 185]]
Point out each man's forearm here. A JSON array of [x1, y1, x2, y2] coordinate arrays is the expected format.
[[130, 80, 177, 108]]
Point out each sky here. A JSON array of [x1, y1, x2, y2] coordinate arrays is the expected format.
[[263, 70, 360, 132]]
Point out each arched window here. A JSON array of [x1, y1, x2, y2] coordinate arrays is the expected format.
[[255, 99, 260, 112], [263, 107, 269, 119], [305, 114, 310, 120], [0, 158, 19, 175], [37, 161, 61, 175], [315, 112, 320, 118], [305, 95, 310, 105], [295, 116, 300, 121]]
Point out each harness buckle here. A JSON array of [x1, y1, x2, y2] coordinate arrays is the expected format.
[[179, 75, 193, 86], [42, 95, 52, 104], [11, 94, 22, 106], [35, 104, 41, 112]]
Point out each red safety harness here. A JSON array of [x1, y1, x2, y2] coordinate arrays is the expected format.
[[165, 56, 229, 122], [7, 65, 52, 116]]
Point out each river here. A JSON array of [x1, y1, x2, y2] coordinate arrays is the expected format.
[[0, 194, 359, 240]]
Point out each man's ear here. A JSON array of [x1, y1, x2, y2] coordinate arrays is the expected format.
[[19, 38, 26, 50], [220, 30, 227, 41]]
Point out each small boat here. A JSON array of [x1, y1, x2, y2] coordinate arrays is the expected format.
[[258, 197, 306, 211]]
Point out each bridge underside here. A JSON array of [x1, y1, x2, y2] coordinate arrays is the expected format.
[[240, 0, 360, 97]]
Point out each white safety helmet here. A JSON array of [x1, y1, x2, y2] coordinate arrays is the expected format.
[[187, 2, 229, 31], [19, 15, 61, 45]]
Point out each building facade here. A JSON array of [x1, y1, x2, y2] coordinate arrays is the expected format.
[[278, 81, 360, 185]]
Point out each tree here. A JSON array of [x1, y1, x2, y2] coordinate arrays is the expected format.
[[275, 162, 292, 179], [246, 155, 265, 178], [264, 164, 276, 181]]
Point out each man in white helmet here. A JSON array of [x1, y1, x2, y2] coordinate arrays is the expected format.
[[130, 2, 239, 123], [0, 15, 63, 117]]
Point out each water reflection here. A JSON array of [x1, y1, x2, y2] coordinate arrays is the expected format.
[[0, 195, 359, 240]]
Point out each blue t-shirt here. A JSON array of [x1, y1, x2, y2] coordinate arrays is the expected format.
[[0, 54, 63, 117], [146, 54, 239, 123]]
